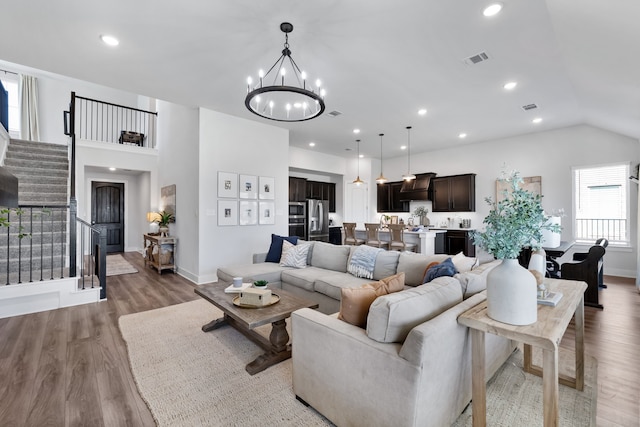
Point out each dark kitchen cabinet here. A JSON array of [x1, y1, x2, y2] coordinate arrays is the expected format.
[[304, 180, 336, 212], [289, 177, 307, 202], [431, 174, 476, 212], [377, 181, 409, 212], [445, 230, 476, 257]]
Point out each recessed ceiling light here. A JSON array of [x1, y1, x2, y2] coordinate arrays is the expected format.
[[400, 145, 407, 150], [503, 81, 517, 90], [100, 34, 119, 47], [359, 154, 364, 158], [353, 128, 360, 134], [109, 167, 116, 171], [309, 142, 316, 147], [418, 109, 427, 116], [459, 133, 467, 139], [532, 117, 543, 124], [483, 3, 503, 17]]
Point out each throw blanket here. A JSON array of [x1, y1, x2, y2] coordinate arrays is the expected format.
[[348, 245, 383, 279]]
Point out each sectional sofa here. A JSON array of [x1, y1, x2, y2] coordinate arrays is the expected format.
[[216, 240, 515, 426]]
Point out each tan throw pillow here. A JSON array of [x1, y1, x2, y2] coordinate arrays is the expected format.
[[338, 272, 406, 328]]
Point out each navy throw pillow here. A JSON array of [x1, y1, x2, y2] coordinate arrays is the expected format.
[[265, 234, 298, 263], [424, 257, 458, 283]]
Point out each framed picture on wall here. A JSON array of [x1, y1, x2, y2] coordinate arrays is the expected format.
[[217, 200, 238, 226], [239, 174, 258, 199], [160, 184, 176, 221], [218, 172, 238, 198], [259, 201, 275, 225], [239, 200, 258, 225], [259, 176, 275, 200]]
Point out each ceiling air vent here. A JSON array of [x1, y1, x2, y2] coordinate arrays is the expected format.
[[521, 103, 538, 111], [464, 51, 490, 65], [327, 110, 342, 117]]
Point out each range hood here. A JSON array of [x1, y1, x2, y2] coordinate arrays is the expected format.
[[399, 172, 436, 201]]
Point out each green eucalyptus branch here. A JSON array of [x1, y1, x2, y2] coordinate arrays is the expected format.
[[472, 171, 561, 259]]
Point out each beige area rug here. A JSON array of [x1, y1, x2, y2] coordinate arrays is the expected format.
[[119, 300, 597, 427], [106, 254, 138, 276]]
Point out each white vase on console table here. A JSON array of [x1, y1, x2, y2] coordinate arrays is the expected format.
[[486, 258, 537, 325]]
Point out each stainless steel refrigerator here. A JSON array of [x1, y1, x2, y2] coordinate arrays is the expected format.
[[307, 199, 329, 242]]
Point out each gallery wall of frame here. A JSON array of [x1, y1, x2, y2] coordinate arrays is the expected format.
[[217, 171, 275, 226]]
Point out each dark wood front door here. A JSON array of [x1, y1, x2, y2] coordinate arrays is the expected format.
[[91, 181, 125, 253]]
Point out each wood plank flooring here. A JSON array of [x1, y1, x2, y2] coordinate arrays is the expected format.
[[0, 254, 638, 426]]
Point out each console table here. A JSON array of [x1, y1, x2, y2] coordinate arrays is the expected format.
[[458, 278, 587, 427], [143, 234, 177, 274]]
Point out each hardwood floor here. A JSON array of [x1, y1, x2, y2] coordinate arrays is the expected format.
[[0, 256, 638, 426], [0, 252, 198, 427]]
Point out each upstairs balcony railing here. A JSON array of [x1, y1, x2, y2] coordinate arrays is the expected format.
[[575, 218, 628, 244], [66, 92, 158, 148]]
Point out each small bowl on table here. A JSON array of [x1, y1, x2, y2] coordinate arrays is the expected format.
[[253, 280, 268, 289]]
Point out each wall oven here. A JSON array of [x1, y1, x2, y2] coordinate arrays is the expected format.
[[289, 202, 307, 239]]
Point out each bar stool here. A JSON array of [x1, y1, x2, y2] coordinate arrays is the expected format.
[[343, 222, 365, 245], [388, 224, 417, 252], [364, 223, 389, 249]]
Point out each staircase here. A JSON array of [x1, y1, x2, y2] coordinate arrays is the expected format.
[[4, 139, 69, 205], [1, 139, 69, 284]]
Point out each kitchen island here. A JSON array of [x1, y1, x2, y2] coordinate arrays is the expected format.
[[354, 228, 446, 255]]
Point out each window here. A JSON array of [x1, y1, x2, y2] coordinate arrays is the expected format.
[[0, 74, 20, 138], [573, 162, 630, 246]]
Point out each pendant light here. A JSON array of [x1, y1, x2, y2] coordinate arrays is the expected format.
[[375, 133, 388, 184], [402, 126, 416, 181], [353, 139, 365, 186]]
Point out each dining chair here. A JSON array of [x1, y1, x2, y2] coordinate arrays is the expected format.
[[364, 223, 389, 249], [343, 222, 365, 246], [388, 224, 417, 252]]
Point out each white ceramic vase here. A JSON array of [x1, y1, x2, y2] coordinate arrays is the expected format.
[[486, 258, 537, 325]]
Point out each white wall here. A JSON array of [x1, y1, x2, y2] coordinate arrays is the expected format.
[[198, 109, 289, 283], [156, 101, 200, 282]]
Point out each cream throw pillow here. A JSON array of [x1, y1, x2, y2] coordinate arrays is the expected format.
[[280, 240, 310, 268], [451, 251, 479, 273]]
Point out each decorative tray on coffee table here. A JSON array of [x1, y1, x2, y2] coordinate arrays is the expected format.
[[232, 294, 280, 308]]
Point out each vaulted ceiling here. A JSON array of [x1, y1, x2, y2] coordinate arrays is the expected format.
[[1, 0, 638, 159]]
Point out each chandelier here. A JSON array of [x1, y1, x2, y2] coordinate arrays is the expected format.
[[245, 22, 326, 122]]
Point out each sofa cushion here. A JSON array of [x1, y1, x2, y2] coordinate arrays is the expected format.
[[372, 250, 400, 280], [314, 272, 372, 300], [265, 234, 298, 263], [338, 273, 406, 328], [451, 251, 479, 273], [455, 259, 501, 299], [281, 267, 329, 292], [217, 262, 291, 285], [311, 241, 351, 272], [280, 240, 310, 268], [396, 252, 449, 286], [366, 276, 463, 343], [423, 257, 457, 283]]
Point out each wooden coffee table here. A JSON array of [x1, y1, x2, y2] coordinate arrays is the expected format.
[[458, 278, 587, 427], [195, 283, 319, 375]]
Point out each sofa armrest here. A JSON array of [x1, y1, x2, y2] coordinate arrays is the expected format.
[[253, 253, 267, 263], [399, 292, 486, 366]]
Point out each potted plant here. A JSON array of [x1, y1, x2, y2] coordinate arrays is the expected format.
[[156, 210, 174, 237], [413, 206, 429, 226], [472, 170, 560, 325], [253, 280, 268, 289]]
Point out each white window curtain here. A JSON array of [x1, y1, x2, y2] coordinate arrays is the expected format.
[[19, 74, 40, 141]]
